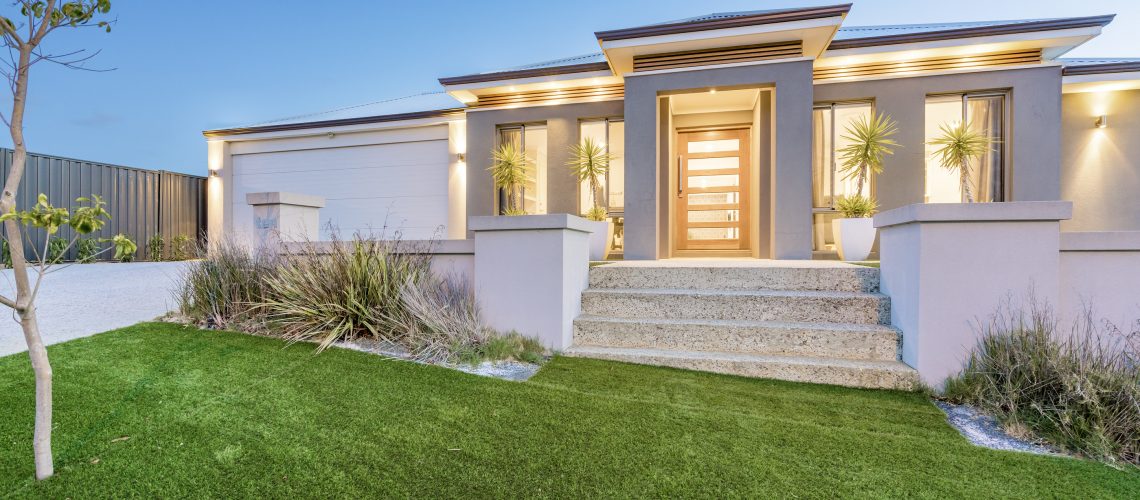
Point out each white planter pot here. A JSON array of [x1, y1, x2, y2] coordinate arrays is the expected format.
[[586, 219, 613, 261], [833, 217, 876, 262]]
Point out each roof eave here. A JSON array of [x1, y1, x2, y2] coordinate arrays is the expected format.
[[594, 4, 853, 42], [438, 61, 612, 87], [1062, 61, 1140, 76], [203, 108, 466, 138], [829, 14, 1116, 51]]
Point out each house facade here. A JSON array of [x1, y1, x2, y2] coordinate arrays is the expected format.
[[204, 4, 1140, 261]]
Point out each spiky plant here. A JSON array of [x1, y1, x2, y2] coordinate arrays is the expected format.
[[929, 121, 996, 203], [836, 194, 878, 219], [489, 142, 531, 215], [837, 111, 900, 196], [567, 137, 614, 219]]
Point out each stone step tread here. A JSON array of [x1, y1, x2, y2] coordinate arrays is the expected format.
[[573, 314, 900, 334], [565, 345, 913, 372], [563, 346, 919, 390], [581, 288, 887, 299]]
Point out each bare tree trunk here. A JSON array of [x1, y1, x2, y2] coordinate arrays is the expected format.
[[960, 160, 975, 203], [1, 41, 54, 481]]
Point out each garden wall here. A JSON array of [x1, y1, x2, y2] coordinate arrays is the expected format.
[[877, 201, 1140, 387]]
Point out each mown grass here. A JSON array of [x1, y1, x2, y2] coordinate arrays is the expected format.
[[0, 323, 1137, 497]]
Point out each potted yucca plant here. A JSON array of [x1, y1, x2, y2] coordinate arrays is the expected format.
[[567, 137, 616, 260], [489, 142, 531, 215], [834, 111, 899, 261], [928, 121, 997, 203]]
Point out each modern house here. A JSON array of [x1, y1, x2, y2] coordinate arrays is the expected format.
[[201, 5, 1140, 389], [204, 3, 1140, 261]]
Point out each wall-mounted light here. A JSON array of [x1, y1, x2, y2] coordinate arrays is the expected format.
[[209, 169, 220, 178], [456, 152, 466, 162], [1095, 115, 1108, 129], [709, 88, 717, 95]]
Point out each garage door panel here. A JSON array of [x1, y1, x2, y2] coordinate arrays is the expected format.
[[317, 197, 449, 239], [233, 141, 448, 176], [233, 165, 446, 200]]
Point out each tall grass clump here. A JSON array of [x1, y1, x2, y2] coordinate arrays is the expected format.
[[177, 237, 276, 329], [259, 235, 431, 352], [944, 297, 1140, 466]]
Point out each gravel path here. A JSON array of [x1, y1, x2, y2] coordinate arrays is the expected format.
[[935, 401, 1057, 456], [0, 261, 191, 357]]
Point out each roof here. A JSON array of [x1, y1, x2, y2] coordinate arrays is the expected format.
[[594, 4, 852, 42], [1060, 58, 1140, 76], [203, 92, 465, 137], [438, 54, 610, 86], [828, 15, 1115, 50]]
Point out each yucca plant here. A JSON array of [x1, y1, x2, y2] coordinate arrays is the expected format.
[[837, 111, 900, 196], [567, 137, 614, 221], [489, 142, 531, 215], [928, 121, 997, 203]]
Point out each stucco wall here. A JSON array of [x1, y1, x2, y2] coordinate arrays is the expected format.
[[624, 59, 815, 260], [1060, 90, 1140, 231], [464, 100, 625, 223], [814, 66, 1063, 212]]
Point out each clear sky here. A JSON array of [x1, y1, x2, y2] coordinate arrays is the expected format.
[[1, 0, 1137, 175]]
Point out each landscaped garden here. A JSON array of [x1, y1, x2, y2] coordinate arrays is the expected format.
[[1, 322, 1137, 497]]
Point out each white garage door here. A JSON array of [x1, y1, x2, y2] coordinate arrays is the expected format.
[[231, 127, 450, 240]]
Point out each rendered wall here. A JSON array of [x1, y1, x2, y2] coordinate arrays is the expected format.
[[1060, 89, 1140, 231], [814, 66, 1064, 212], [464, 100, 625, 222]]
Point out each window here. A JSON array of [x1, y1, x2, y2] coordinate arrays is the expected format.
[[924, 92, 1006, 203], [811, 101, 873, 252], [577, 119, 625, 213], [812, 102, 873, 209], [498, 124, 548, 214]]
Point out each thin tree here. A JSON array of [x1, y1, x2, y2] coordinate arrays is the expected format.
[[0, 0, 113, 480]]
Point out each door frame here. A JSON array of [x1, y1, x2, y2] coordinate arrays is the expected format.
[[672, 126, 752, 256]]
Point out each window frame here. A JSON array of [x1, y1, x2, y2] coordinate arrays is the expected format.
[[577, 117, 625, 216], [924, 90, 1010, 202], [811, 100, 876, 213]]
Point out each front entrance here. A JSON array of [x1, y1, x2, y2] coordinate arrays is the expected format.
[[674, 128, 750, 253]]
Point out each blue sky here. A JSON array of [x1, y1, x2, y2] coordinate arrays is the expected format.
[[1, 0, 1137, 175]]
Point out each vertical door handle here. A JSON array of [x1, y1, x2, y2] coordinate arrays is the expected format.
[[677, 156, 683, 197]]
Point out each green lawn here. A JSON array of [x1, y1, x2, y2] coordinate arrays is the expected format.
[[1, 323, 1137, 497]]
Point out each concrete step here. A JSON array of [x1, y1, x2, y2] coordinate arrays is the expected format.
[[563, 345, 919, 390], [580, 288, 890, 325], [589, 262, 879, 292], [573, 315, 900, 361]]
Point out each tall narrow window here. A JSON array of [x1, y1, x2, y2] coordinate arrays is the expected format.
[[498, 124, 547, 215], [811, 101, 873, 252], [924, 92, 1006, 203], [577, 119, 625, 214]]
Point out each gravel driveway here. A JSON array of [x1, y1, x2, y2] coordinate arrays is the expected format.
[[0, 261, 191, 357]]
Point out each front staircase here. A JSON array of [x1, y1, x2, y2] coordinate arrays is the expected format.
[[564, 261, 919, 390]]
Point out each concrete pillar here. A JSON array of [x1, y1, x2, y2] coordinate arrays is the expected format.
[[245, 192, 326, 247], [469, 214, 592, 349], [875, 201, 1072, 387]]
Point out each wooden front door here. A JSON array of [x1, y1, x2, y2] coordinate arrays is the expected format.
[[675, 128, 750, 252]]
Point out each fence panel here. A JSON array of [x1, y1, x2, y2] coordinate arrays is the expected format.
[[0, 148, 206, 262]]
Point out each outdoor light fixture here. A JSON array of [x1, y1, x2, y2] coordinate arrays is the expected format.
[[209, 169, 220, 178], [709, 88, 717, 94], [1095, 115, 1108, 129], [456, 152, 466, 162]]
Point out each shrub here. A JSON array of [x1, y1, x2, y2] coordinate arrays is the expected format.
[[397, 274, 490, 362], [943, 298, 1139, 466], [177, 237, 276, 329], [112, 234, 137, 262], [259, 235, 431, 352], [147, 234, 165, 261], [836, 195, 877, 218], [46, 236, 68, 263], [76, 238, 98, 263], [170, 234, 193, 260]]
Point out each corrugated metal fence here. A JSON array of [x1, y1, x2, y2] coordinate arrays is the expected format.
[[0, 148, 207, 262]]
